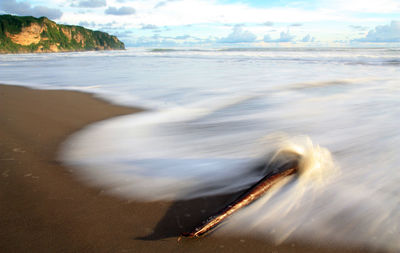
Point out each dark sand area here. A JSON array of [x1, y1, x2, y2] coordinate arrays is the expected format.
[[0, 84, 371, 253]]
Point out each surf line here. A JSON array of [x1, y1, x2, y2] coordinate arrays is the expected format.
[[179, 156, 299, 240]]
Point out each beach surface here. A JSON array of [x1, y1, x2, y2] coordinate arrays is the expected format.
[[0, 84, 368, 253]]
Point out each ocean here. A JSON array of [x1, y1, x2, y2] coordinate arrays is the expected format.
[[1, 47, 399, 251]]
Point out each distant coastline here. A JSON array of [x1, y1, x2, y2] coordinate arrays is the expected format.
[[0, 14, 125, 54]]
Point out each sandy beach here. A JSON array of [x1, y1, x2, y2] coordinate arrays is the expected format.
[[0, 84, 371, 253]]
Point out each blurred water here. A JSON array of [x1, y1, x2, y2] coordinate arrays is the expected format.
[[1, 47, 400, 251]]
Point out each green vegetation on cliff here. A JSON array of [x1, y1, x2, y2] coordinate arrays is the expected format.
[[0, 14, 125, 53]]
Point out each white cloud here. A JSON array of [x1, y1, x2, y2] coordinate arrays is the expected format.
[[354, 21, 400, 42], [321, 0, 400, 13], [175, 34, 190, 40], [263, 34, 272, 42], [301, 34, 315, 42], [264, 30, 295, 42], [349, 25, 369, 31], [126, 36, 177, 47], [72, 0, 107, 8], [154, 0, 178, 9], [13, 0, 399, 46], [218, 25, 257, 43], [79, 20, 96, 27], [54, 0, 398, 28], [277, 31, 295, 42], [141, 24, 158, 29], [0, 0, 63, 19], [105, 6, 136, 15], [134, 0, 345, 27], [125, 34, 207, 47]]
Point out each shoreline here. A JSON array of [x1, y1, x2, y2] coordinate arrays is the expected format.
[[0, 48, 127, 55], [0, 84, 369, 253]]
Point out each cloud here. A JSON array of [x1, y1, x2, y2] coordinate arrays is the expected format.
[[264, 30, 295, 42], [349, 25, 369, 31], [301, 34, 315, 42], [0, 0, 63, 19], [72, 0, 107, 8], [105, 6, 136, 15], [126, 36, 179, 47], [175, 35, 190, 40], [79, 21, 96, 27], [263, 34, 272, 42], [98, 21, 118, 29], [323, 0, 400, 13], [79, 20, 122, 30], [154, 1, 167, 8], [109, 30, 133, 38], [154, 2, 165, 8], [263, 21, 274, 26], [141, 24, 158, 30], [290, 23, 303, 27], [154, 0, 178, 9], [354, 21, 400, 42], [59, 0, 359, 33], [125, 34, 211, 47], [218, 25, 257, 43], [276, 31, 295, 42]]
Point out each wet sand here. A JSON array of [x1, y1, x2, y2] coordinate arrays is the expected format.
[[0, 84, 370, 253]]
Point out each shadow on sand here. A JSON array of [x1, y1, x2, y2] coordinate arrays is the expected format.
[[137, 151, 300, 240]]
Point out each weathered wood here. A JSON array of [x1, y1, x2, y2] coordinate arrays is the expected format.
[[180, 163, 298, 239]]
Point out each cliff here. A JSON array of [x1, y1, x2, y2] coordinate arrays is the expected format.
[[0, 15, 125, 53]]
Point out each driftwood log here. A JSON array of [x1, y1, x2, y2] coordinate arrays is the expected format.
[[180, 156, 299, 239]]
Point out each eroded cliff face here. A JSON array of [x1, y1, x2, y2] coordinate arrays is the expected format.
[[6, 23, 44, 46], [0, 15, 125, 53]]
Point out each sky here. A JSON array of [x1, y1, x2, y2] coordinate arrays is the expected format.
[[1, 0, 400, 47]]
